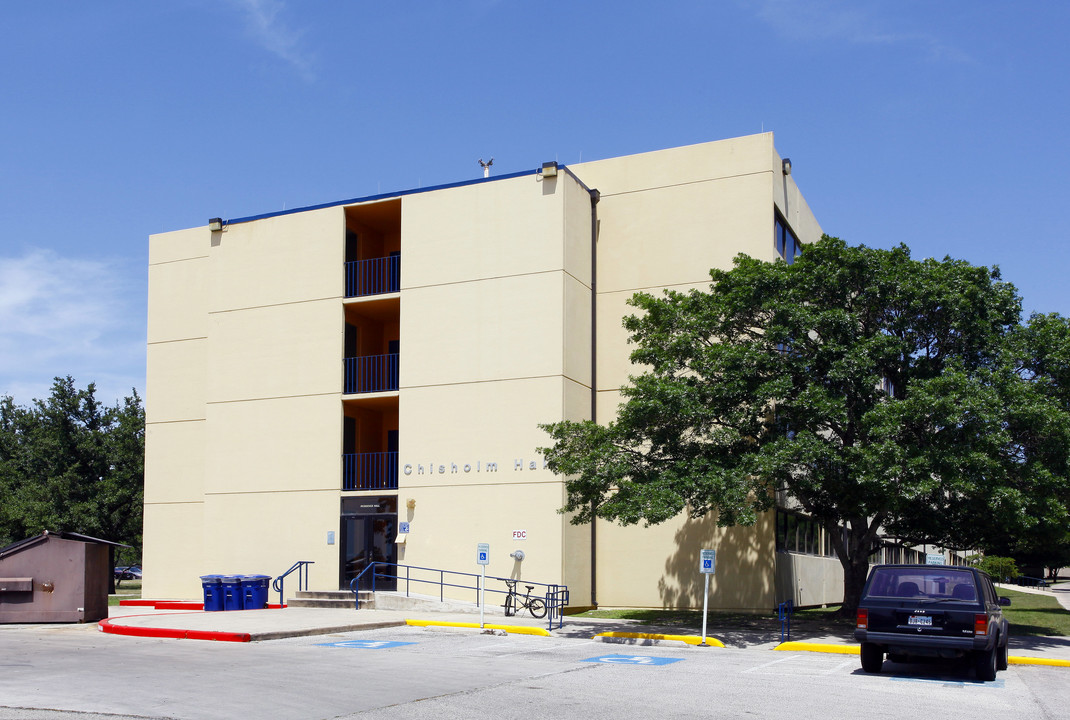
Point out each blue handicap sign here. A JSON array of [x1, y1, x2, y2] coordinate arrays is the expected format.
[[703, 559, 712, 569], [316, 640, 416, 649], [479, 552, 488, 561], [582, 655, 683, 666]]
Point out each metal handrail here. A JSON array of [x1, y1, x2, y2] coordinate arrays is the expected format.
[[345, 255, 400, 298], [348, 562, 569, 630], [272, 560, 314, 606], [342, 451, 399, 491], [343, 354, 400, 394]]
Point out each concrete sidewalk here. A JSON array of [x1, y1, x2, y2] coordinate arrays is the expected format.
[[94, 599, 1070, 664]]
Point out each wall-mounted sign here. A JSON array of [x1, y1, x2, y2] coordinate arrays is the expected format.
[[399, 522, 410, 534], [512, 530, 527, 540]]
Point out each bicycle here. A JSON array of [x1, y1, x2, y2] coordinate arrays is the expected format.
[[503, 579, 547, 618]]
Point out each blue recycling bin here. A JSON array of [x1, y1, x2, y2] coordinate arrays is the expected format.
[[221, 575, 244, 610], [241, 575, 271, 610], [200, 575, 224, 612]]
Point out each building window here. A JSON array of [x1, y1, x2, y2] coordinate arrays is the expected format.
[[775, 216, 801, 265], [776, 509, 835, 557]]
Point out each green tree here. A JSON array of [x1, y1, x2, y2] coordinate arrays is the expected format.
[[0, 378, 144, 590], [976, 313, 1070, 574], [540, 236, 1068, 614]]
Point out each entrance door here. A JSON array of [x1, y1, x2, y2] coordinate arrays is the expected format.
[[341, 514, 398, 591]]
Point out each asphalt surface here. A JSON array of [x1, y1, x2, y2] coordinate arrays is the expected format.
[[0, 581, 1067, 719]]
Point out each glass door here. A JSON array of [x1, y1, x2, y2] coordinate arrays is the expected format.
[[340, 513, 398, 591]]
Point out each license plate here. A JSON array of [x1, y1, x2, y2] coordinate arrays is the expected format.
[[908, 615, 932, 626]]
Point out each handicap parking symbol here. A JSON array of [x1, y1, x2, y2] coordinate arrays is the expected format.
[[316, 640, 416, 649], [703, 559, 712, 569], [583, 655, 682, 666]]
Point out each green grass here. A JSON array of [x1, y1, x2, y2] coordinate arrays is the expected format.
[[575, 589, 1070, 639], [998, 587, 1070, 637], [108, 579, 141, 607]]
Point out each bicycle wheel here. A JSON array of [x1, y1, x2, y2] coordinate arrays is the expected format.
[[504, 594, 515, 617], [528, 597, 547, 619]]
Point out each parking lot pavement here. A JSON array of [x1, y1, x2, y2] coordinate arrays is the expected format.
[[2, 621, 1067, 720]]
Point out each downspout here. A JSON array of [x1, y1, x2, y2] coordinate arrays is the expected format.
[[588, 187, 599, 608], [561, 165, 600, 608]]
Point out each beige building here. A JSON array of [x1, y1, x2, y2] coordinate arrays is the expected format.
[[144, 132, 846, 611]]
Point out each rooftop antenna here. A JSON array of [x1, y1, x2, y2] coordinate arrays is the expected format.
[[479, 157, 494, 178]]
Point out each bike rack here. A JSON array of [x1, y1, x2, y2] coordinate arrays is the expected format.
[[349, 562, 569, 631], [778, 599, 794, 642]]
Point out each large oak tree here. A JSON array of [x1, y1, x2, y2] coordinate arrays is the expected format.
[[540, 236, 1069, 614]]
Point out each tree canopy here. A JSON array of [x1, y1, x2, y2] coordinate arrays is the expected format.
[[0, 377, 144, 588], [540, 236, 1070, 613]]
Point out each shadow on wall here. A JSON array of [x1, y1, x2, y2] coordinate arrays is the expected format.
[[658, 512, 775, 612]]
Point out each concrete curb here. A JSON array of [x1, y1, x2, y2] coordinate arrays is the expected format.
[[99, 616, 251, 643], [1008, 656, 1070, 667], [774, 641, 1070, 667], [593, 632, 725, 648], [775, 641, 859, 655], [405, 619, 552, 636]]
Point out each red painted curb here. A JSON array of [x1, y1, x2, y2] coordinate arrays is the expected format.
[[185, 629, 252, 642], [155, 601, 204, 610], [99, 616, 251, 643]]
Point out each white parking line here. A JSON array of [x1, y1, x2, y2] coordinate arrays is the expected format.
[[494, 640, 598, 658], [822, 659, 856, 675], [742, 655, 800, 673]]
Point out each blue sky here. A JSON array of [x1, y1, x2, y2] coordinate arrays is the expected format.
[[1, 1, 1067, 406]]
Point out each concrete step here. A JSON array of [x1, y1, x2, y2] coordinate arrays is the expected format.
[[287, 590, 373, 609], [294, 591, 353, 601]]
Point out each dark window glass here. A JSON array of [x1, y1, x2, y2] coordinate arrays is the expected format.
[[775, 216, 801, 265]]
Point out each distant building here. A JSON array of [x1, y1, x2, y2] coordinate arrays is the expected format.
[[145, 132, 851, 611]]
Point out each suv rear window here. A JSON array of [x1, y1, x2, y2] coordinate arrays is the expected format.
[[865, 567, 978, 601]]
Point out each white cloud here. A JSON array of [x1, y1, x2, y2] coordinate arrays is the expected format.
[[0, 249, 145, 406], [745, 0, 969, 61], [229, 0, 315, 79]]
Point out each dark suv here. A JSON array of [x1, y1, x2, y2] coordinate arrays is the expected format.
[[854, 564, 1011, 681]]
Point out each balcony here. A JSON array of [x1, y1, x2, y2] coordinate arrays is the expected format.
[[344, 452, 399, 491], [346, 255, 400, 298], [343, 354, 399, 394]]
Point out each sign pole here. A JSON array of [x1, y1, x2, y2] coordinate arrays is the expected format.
[[701, 573, 709, 646], [476, 542, 490, 629], [699, 548, 716, 647]]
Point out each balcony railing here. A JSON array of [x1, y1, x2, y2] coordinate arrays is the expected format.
[[345, 255, 400, 298], [343, 354, 399, 394], [344, 452, 399, 491]]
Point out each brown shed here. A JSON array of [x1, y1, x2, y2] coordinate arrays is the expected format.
[[0, 531, 129, 624]]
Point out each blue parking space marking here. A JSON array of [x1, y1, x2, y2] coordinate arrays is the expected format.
[[582, 655, 683, 666], [316, 640, 416, 650], [891, 676, 1004, 688]]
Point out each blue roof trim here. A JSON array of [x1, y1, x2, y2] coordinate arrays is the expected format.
[[225, 166, 547, 226]]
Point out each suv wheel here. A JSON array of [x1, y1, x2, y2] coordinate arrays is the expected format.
[[860, 642, 884, 673], [997, 638, 1009, 671], [975, 647, 997, 681]]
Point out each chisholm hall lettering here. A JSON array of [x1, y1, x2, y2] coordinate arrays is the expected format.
[[402, 456, 550, 475]]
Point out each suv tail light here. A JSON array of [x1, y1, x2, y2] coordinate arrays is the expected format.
[[974, 614, 988, 635], [857, 608, 868, 630]]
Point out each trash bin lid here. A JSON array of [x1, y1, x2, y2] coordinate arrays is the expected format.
[[220, 575, 243, 584], [199, 574, 224, 583]]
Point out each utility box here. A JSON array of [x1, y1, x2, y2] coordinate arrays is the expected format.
[[0, 531, 127, 624]]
